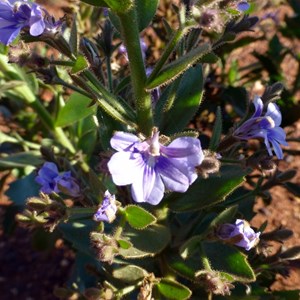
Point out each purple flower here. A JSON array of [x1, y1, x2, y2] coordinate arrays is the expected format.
[[107, 129, 204, 205], [0, 0, 56, 45], [233, 96, 288, 159], [35, 162, 80, 197], [237, 1, 250, 12], [94, 191, 117, 223], [217, 219, 260, 251]]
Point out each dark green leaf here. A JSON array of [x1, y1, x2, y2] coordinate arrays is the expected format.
[[55, 92, 96, 127], [125, 205, 156, 229], [209, 106, 223, 151], [5, 172, 40, 206], [157, 65, 204, 135], [156, 278, 192, 300], [119, 224, 171, 258], [59, 221, 96, 257], [135, 0, 159, 31], [203, 241, 255, 281], [167, 166, 248, 212], [179, 206, 238, 259]]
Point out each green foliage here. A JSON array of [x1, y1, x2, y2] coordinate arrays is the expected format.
[[167, 166, 249, 212], [5, 172, 40, 206], [125, 205, 157, 229], [119, 225, 171, 258], [55, 93, 96, 127], [209, 106, 223, 151], [203, 242, 256, 282], [112, 265, 148, 283], [146, 44, 211, 90], [156, 278, 192, 300], [155, 65, 204, 135]]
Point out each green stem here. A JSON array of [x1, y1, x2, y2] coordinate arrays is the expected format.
[[83, 70, 136, 121], [68, 207, 95, 215], [30, 100, 75, 153], [117, 9, 153, 136], [147, 27, 185, 84], [199, 244, 212, 271]]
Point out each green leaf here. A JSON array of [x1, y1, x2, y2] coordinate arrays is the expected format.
[[113, 265, 148, 283], [80, 0, 108, 6], [167, 165, 248, 212], [117, 238, 132, 249], [5, 172, 40, 206], [71, 55, 89, 74], [156, 65, 204, 135], [179, 206, 238, 259], [59, 221, 96, 258], [135, 0, 159, 31], [146, 44, 211, 90], [0, 151, 42, 169], [125, 205, 157, 229], [203, 241, 256, 282], [156, 278, 192, 300], [67, 252, 100, 291], [55, 92, 96, 127], [76, 115, 98, 157], [209, 106, 223, 151], [119, 224, 171, 258]]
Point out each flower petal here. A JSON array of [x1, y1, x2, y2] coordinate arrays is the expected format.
[[110, 131, 140, 151], [131, 164, 165, 205], [107, 151, 144, 185], [252, 96, 263, 118], [266, 102, 281, 126], [156, 156, 190, 192]]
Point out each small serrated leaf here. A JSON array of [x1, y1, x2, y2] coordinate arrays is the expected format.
[[125, 205, 156, 229], [71, 55, 89, 74], [146, 43, 210, 90]]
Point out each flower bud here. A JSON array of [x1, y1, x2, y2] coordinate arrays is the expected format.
[[217, 219, 260, 251], [197, 150, 221, 178], [94, 191, 117, 223], [90, 232, 119, 264], [196, 271, 234, 296]]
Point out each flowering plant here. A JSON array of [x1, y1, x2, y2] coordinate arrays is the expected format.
[[1, 0, 299, 299]]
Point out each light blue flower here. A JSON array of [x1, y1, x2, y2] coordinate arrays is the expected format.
[[233, 96, 288, 159], [94, 191, 117, 223], [107, 129, 204, 205], [217, 219, 260, 251], [35, 162, 80, 197]]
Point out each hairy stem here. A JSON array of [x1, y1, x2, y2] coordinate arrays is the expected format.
[[118, 9, 153, 136]]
